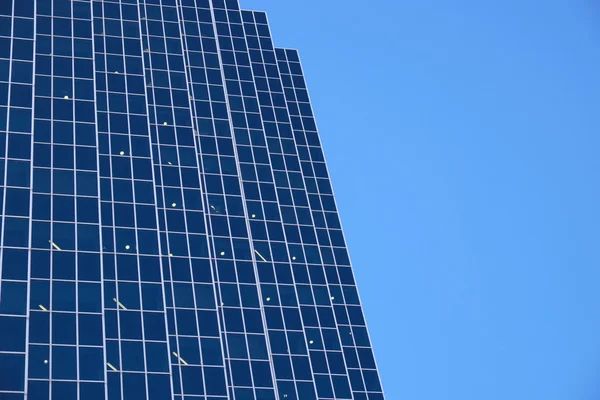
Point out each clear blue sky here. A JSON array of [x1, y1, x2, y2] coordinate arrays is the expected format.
[[242, 1, 600, 399]]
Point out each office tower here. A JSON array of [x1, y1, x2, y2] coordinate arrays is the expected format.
[[0, 0, 385, 399]]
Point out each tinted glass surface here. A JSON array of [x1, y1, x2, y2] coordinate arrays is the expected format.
[[0, 1, 384, 399]]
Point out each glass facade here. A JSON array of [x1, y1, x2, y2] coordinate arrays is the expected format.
[[0, 0, 384, 399]]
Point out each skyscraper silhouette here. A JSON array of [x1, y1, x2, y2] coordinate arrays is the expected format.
[[0, 1, 385, 399]]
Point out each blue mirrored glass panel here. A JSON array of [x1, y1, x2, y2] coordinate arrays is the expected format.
[[0, 1, 384, 399]]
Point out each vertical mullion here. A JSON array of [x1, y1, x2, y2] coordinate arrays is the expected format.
[[24, 1, 39, 398], [70, 2, 82, 397], [136, 1, 177, 399], [93, 3, 125, 400], [88, 0, 111, 398], [141, 0, 186, 395], [118, 0, 152, 397]]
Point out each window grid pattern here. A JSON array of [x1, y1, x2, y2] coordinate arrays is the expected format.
[[212, 2, 342, 399], [139, 0, 229, 397], [0, 0, 36, 398], [29, 0, 106, 399], [240, 10, 357, 400], [91, 0, 181, 399], [178, 1, 282, 400], [0, 0, 385, 399], [274, 48, 384, 400]]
